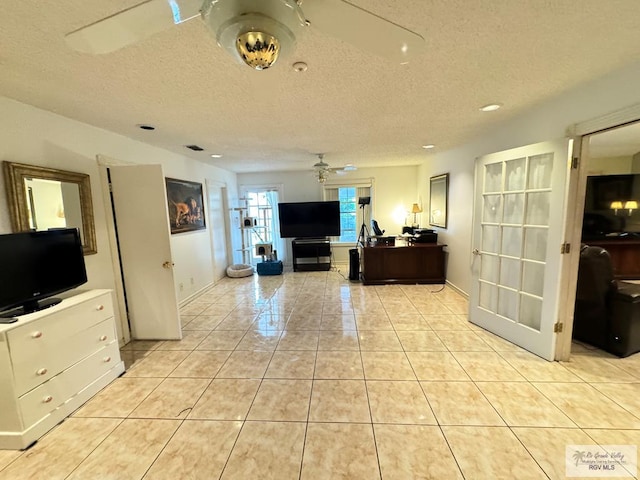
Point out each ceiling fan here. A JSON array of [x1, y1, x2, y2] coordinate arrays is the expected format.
[[65, 0, 425, 70], [313, 154, 356, 183]]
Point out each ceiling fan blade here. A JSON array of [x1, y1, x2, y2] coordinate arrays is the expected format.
[[65, 0, 202, 54], [303, 0, 425, 63]]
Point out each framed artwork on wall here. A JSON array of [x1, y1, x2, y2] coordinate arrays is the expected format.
[[165, 177, 206, 234], [429, 173, 449, 229]]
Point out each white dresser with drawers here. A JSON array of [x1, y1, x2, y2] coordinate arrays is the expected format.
[[0, 289, 125, 449]]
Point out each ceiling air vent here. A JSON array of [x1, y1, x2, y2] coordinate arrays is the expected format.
[[185, 145, 204, 152]]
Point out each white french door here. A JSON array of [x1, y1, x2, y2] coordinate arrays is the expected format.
[[469, 139, 575, 360], [239, 186, 283, 264]]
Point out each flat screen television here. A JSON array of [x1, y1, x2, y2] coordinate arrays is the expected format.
[[278, 201, 341, 238], [0, 228, 87, 319]]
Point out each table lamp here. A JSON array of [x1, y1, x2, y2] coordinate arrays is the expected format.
[[411, 203, 422, 227]]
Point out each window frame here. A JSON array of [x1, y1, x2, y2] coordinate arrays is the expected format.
[[323, 180, 373, 245]]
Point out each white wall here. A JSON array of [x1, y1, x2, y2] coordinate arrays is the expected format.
[[633, 152, 640, 172], [587, 156, 633, 175], [237, 166, 418, 264], [418, 61, 640, 295], [0, 97, 237, 328]]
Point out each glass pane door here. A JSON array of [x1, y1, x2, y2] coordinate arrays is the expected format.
[[470, 139, 573, 360], [478, 154, 552, 331]]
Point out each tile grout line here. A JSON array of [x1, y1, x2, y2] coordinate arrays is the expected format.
[[28, 270, 640, 479], [213, 277, 285, 479], [134, 301, 245, 479], [61, 417, 127, 480]]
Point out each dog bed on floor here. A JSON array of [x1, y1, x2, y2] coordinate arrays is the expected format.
[[226, 264, 254, 278]]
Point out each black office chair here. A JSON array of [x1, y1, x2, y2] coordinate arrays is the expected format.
[[371, 220, 385, 236], [573, 245, 640, 357]]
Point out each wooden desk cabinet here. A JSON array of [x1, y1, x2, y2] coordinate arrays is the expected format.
[[361, 244, 445, 285], [583, 239, 640, 280]]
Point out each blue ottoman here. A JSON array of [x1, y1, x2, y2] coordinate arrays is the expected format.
[[257, 260, 283, 276]]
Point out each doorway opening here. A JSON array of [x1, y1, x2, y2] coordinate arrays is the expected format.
[[206, 180, 231, 282], [569, 121, 640, 358]]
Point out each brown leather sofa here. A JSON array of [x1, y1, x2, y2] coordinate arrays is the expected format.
[[573, 245, 640, 357]]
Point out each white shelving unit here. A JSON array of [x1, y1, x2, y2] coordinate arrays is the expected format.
[[232, 206, 251, 265], [233, 198, 266, 265]]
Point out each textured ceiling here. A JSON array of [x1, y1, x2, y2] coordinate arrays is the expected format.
[[2, 1, 640, 173]]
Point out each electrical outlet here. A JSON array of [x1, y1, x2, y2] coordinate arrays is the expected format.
[[179, 283, 184, 291]]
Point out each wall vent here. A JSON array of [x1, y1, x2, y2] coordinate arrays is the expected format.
[[185, 145, 204, 152]]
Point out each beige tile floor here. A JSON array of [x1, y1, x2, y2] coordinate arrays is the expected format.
[[1, 268, 640, 479]]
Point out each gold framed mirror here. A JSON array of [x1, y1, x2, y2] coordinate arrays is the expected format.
[[429, 173, 449, 229], [3, 161, 97, 255]]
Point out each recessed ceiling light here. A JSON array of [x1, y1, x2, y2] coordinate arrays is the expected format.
[[210, 154, 222, 158], [422, 144, 435, 149], [137, 124, 155, 130], [479, 103, 502, 112]]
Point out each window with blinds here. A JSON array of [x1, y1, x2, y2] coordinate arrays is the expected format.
[[324, 184, 372, 243]]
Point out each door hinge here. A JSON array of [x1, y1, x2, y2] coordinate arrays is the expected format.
[[554, 322, 564, 333], [108, 182, 113, 193], [571, 157, 579, 169], [560, 243, 571, 254]]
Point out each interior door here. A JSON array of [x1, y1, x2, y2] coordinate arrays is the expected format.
[[109, 164, 181, 340], [206, 180, 229, 282], [469, 139, 574, 360]]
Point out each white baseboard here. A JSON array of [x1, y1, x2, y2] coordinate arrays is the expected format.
[[179, 283, 214, 307], [445, 280, 469, 299]]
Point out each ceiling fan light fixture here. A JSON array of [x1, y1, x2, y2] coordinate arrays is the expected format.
[[236, 31, 280, 70], [213, 13, 296, 70]]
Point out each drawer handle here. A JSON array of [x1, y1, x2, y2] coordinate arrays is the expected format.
[[43, 395, 53, 403], [103, 356, 111, 363], [36, 368, 48, 376], [99, 335, 108, 342], [31, 331, 43, 339], [96, 305, 105, 311]]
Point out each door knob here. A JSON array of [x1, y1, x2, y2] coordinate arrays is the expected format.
[[162, 261, 174, 269], [472, 248, 481, 256]]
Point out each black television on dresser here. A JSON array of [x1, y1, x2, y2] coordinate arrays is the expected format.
[[0, 228, 87, 319], [278, 201, 341, 238]]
